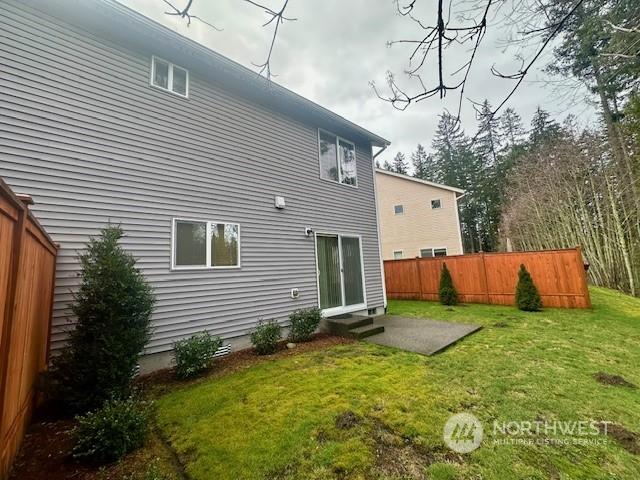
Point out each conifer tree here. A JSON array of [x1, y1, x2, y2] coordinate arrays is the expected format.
[[439, 263, 459, 306], [515, 264, 542, 311]]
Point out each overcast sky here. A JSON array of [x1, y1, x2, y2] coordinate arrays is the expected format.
[[119, 0, 597, 167]]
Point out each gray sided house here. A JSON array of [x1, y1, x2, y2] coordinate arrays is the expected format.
[[0, 0, 389, 369]]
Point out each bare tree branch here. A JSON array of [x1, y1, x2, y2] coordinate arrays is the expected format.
[[373, 0, 494, 119], [165, 0, 294, 80], [244, 0, 296, 80], [163, 0, 223, 30]]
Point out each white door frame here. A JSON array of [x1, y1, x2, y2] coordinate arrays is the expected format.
[[314, 232, 367, 317]]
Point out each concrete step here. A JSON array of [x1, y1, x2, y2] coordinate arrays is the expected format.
[[326, 315, 373, 335], [347, 323, 385, 340]]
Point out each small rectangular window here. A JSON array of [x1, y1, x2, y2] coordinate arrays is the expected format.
[[420, 248, 434, 258], [431, 199, 442, 209], [318, 129, 357, 186], [394, 205, 404, 215], [173, 219, 240, 269], [434, 248, 447, 257], [151, 56, 189, 97], [393, 250, 403, 260]]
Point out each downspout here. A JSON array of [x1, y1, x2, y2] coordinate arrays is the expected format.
[[372, 143, 390, 310], [373, 144, 388, 162], [454, 192, 465, 254]]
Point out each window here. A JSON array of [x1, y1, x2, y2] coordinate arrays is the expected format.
[[318, 129, 357, 186], [393, 250, 403, 260], [151, 56, 189, 97], [394, 205, 404, 215], [431, 199, 442, 209], [420, 247, 447, 258], [172, 219, 239, 269]]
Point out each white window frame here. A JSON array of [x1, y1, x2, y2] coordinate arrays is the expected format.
[[317, 129, 358, 188], [394, 204, 404, 215], [171, 217, 241, 270], [393, 250, 403, 260], [431, 198, 442, 209], [150, 56, 189, 98], [420, 247, 448, 258]]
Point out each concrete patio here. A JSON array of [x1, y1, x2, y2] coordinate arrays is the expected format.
[[364, 316, 481, 355]]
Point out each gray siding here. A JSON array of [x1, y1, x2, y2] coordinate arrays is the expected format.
[[0, 1, 385, 354]]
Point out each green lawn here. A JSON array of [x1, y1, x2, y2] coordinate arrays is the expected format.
[[154, 288, 640, 479]]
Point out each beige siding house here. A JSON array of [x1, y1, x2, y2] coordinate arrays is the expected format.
[[375, 169, 464, 260]]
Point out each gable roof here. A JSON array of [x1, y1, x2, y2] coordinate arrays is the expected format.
[[375, 169, 465, 195], [23, 0, 390, 148]]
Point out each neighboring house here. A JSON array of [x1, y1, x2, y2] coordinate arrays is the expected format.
[[375, 169, 464, 260], [0, 0, 389, 370]]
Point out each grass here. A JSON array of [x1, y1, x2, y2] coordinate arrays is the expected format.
[[154, 287, 640, 479]]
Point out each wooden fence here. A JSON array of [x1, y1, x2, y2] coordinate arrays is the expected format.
[[0, 178, 57, 479], [384, 248, 591, 308]]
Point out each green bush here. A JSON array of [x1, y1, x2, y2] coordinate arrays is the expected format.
[[173, 332, 223, 379], [515, 264, 542, 311], [439, 262, 459, 305], [72, 397, 150, 465], [52, 225, 155, 413], [250, 319, 282, 355], [288, 307, 322, 342]]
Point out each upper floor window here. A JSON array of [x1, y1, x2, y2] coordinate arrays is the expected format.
[[431, 199, 442, 209], [318, 130, 357, 186], [172, 218, 239, 269], [394, 205, 404, 215], [151, 56, 189, 97], [393, 250, 403, 260]]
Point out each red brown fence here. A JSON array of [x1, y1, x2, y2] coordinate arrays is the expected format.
[[384, 248, 591, 308], [0, 178, 57, 479]]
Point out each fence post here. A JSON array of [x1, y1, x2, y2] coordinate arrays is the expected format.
[[415, 259, 424, 300], [575, 246, 592, 308], [0, 197, 27, 447], [480, 253, 490, 304]]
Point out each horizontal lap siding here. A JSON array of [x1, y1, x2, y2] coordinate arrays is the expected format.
[[0, 1, 384, 354]]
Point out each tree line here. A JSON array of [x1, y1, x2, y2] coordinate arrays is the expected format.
[[379, 0, 639, 297]]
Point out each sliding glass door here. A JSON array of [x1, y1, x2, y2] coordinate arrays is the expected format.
[[316, 234, 366, 314]]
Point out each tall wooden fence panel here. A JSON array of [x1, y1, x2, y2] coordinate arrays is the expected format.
[[0, 178, 57, 479], [384, 248, 591, 309]]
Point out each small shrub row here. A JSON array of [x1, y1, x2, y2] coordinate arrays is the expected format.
[[173, 331, 223, 379], [72, 397, 150, 465], [250, 307, 323, 355]]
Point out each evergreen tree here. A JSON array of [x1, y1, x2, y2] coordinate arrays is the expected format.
[[52, 225, 155, 413], [515, 264, 542, 311], [390, 151, 409, 174], [411, 143, 436, 181], [382, 159, 392, 171], [529, 106, 561, 146], [439, 263, 459, 305], [474, 100, 502, 166], [499, 107, 526, 151], [432, 112, 483, 252]]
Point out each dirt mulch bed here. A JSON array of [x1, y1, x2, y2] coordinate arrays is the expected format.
[[593, 372, 637, 389], [138, 333, 353, 395], [9, 334, 352, 480]]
